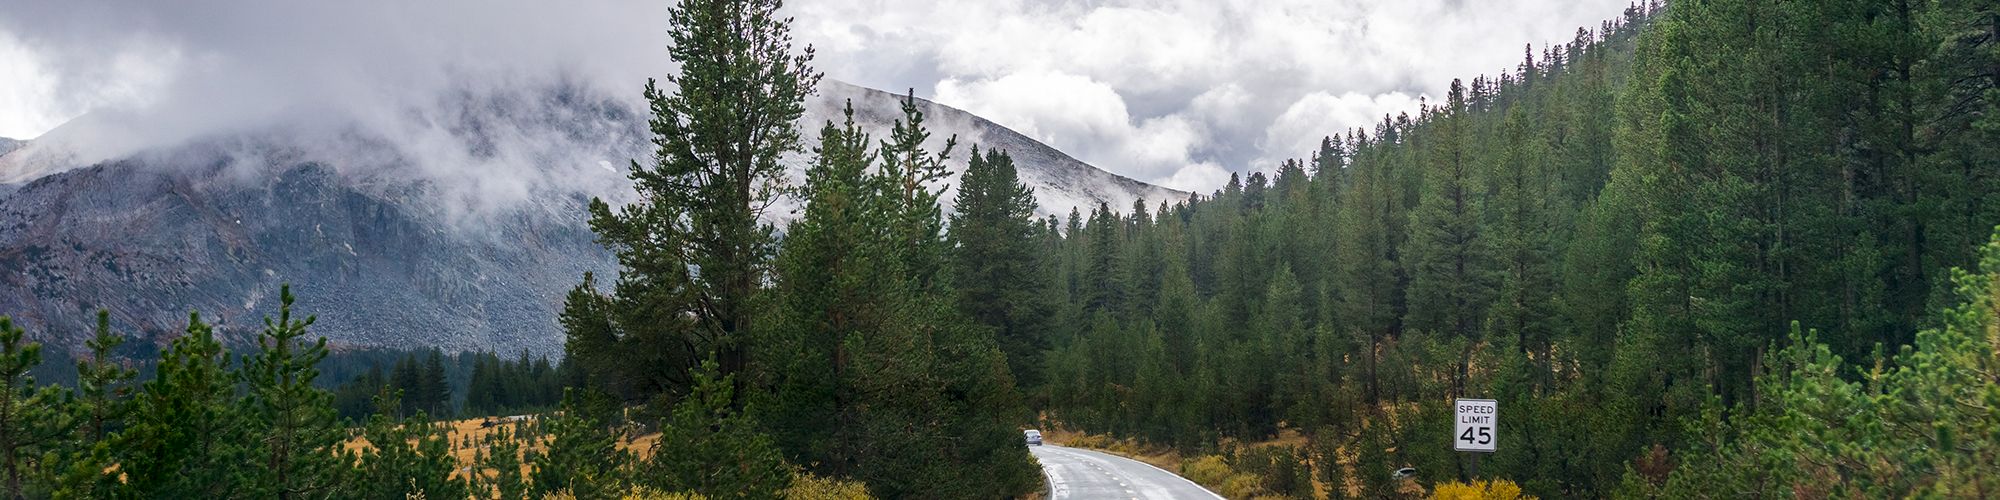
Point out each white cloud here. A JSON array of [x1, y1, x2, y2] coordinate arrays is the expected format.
[[1159, 162, 1232, 194], [936, 72, 1213, 186], [0, 0, 1636, 192], [0, 37, 55, 139], [0, 31, 178, 139], [1259, 91, 1422, 170], [792, 0, 1632, 191]]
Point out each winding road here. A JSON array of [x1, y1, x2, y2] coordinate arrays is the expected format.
[[1031, 445, 1225, 500]]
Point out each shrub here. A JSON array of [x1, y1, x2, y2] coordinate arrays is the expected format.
[[1431, 479, 1531, 500], [1235, 446, 1313, 498], [785, 473, 874, 500], [1182, 455, 1236, 486], [1184, 454, 1273, 499], [1220, 474, 1268, 499]]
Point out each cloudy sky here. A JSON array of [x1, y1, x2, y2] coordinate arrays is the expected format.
[[0, 0, 1632, 192]]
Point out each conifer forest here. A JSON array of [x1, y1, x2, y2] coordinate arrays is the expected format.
[[1, 0, 1998, 498]]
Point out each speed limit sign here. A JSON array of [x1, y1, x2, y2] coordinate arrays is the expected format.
[[1454, 399, 1497, 452]]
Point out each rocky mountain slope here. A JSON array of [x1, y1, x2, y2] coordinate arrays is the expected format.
[[0, 81, 1186, 353], [806, 81, 1185, 218]]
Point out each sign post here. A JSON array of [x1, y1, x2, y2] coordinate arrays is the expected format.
[[1454, 398, 1496, 480], [1454, 398, 1497, 452]]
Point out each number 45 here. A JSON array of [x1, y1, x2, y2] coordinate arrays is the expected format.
[[1459, 427, 1492, 445]]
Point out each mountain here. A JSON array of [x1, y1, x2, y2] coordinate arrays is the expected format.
[[0, 138, 19, 198], [0, 81, 1186, 353], [806, 81, 1186, 218]]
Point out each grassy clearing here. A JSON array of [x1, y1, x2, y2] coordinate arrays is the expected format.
[[345, 415, 872, 499]]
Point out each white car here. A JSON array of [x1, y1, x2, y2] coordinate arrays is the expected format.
[[1024, 429, 1043, 446]]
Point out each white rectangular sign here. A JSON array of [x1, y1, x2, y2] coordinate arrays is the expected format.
[[1454, 398, 1497, 452]]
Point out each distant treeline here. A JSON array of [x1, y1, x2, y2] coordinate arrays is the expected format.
[[326, 348, 568, 422], [35, 342, 568, 423]]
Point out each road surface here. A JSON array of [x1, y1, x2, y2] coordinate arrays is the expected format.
[[1031, 445, 1225, 500]]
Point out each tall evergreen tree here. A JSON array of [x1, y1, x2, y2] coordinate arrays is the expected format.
[[567, 0, 822, 401], [767, 95, 1038, 498], [1484, 107, 1559, 356], [416, 350, 449, 417], [759, 102, 881, 474], [648, 359, 789, 498], [1083, 203, 1127, 315], [53, 310, 134, 499], [948, 147, 1053, 388], [1403, 79, 1495, 343], [1330, 130, 1399, 404], [121, 313, 252, 497], [238, 285, 346, 499], [0, 317, 66, 499]]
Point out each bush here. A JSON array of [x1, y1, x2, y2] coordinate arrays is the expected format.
[[1235, 446, 1313, 498], [1182, 455, 1236, 486], [785, 473, 874, 500], [1183, 454, 1272, 499], [1220, 474, 1268, 499], [1066, 434, 1114, 449], [1431, 479, 1531, 500]]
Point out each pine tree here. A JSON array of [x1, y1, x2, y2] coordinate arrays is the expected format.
[[351, 392, 467, 500], [239, 285, 348, 498], [418, 350, 449, 417], [1353, 422, 1394, 498], [389, 355, 421, 418], [1261, 266, 1310, 432], [52, 310, 133, 499], [529, 389, 628, 498], [648, 359, 789, 497], [949, 147, 1054, 388], [475, 426, 528, 500], [866, 95, 1037, 499], [759, 101, 880, 473], [1083, 203, 1127, 315], [120, 312, 252, 496], [568, 0, 821, 400], [1308, 427, 1352, 499], [1331, 130, 1399, 404], [767, 95, 1037, 498], [1484, 107, 1558, 357], [0, 317, 67, 499], [1643, 230, 2000, 496], [330, 364, 385, 422], [1403, 78, 1495, 343], [466, 354, 496, 416]]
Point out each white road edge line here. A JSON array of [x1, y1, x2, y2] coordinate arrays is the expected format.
[[1037, 447, 1067, 499]]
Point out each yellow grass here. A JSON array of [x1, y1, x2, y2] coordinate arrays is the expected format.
[[346, 415, 876, 500], [344, 414, 663, 481]]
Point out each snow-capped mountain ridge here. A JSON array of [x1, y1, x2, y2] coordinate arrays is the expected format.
[[807, 81, 1187, 218], [0, 80, 1182, 353]]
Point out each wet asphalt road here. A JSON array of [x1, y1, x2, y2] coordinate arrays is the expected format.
[[1031, 445, 1224, 500]]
